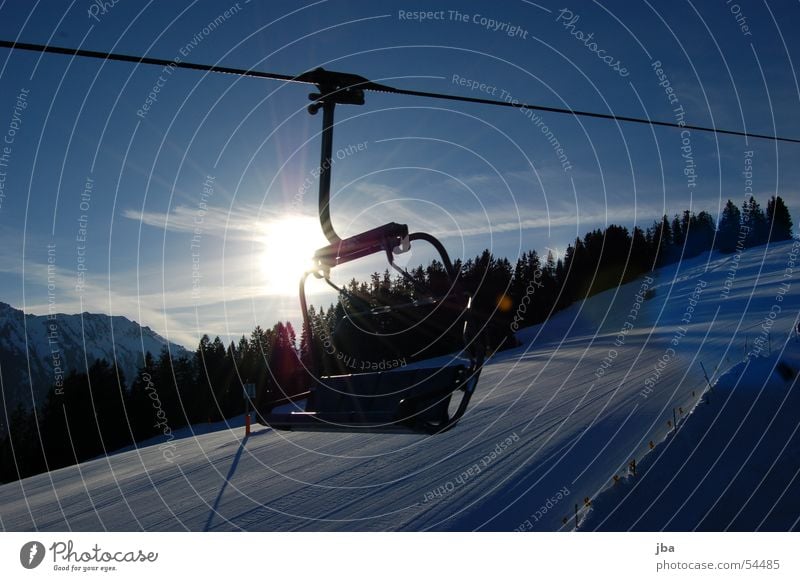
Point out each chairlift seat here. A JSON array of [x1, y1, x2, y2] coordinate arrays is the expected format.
[[264, 364, 472, 433]]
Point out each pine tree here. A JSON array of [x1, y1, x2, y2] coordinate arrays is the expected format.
[[220, 341, 242, 417], [5, 403, 46, 481], [717, 200, 741, 253], [766, 195, 793, 241], [268, 322, 302, 400], [196, 335, 222, 421], [128, 351, 158, 441], [743, 196, 768, 247], [687, 211, 716, 257], [562, 238, 588, 302], [680, 210, 691, 245], [631, 226, 650, 274], [649, 215, 673, 265], [671, 214, 684, 249], [173, 354, 199, 425], [299, 309, 314, 371]]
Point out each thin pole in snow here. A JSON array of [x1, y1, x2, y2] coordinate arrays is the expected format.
[[700, 361, 714, 405], [700, 362, 712, 387], [574, 503, 579, 529]]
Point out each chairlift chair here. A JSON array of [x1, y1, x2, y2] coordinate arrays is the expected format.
[[256, 70, 484, 434]]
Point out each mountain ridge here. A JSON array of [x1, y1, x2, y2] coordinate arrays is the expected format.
[[0, 301, 190, 431]]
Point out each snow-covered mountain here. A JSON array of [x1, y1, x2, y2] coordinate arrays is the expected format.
[[0, 302, 190, 426], [0, 240, 798, 531]]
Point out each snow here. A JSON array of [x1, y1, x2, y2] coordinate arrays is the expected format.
[[581, 348, 800, 531], [1, 239, 799, 531]]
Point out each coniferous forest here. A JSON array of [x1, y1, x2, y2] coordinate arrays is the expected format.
[[0, 195, 793, 483]]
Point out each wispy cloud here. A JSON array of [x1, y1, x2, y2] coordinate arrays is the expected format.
[[302, 179, 668, 243], [122, 203, 317, 242], [428, 207, 649, 239], [15, 237, 297, 345]]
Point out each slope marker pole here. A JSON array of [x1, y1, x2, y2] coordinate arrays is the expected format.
[[700, 362, 714, 406], [574, 503, 579, 529]]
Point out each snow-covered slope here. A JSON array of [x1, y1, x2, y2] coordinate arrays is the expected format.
[[1, 240, 798, 531], [0, 302, 190, 425], [581, 347, 800, 531]]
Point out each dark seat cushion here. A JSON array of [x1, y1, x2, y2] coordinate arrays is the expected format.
[[310, 365, 465, 417]]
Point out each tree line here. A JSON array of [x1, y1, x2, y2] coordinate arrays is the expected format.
[[0, 324, 302, 483], [0, 194, 792, 483]]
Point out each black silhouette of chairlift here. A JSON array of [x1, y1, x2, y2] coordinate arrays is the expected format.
[[259, 70, 484, 434]]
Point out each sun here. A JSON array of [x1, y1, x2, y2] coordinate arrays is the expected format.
[[260, 216, 327, 295]]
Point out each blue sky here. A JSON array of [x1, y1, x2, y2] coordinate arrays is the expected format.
[[0, 0, 798, 348]]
